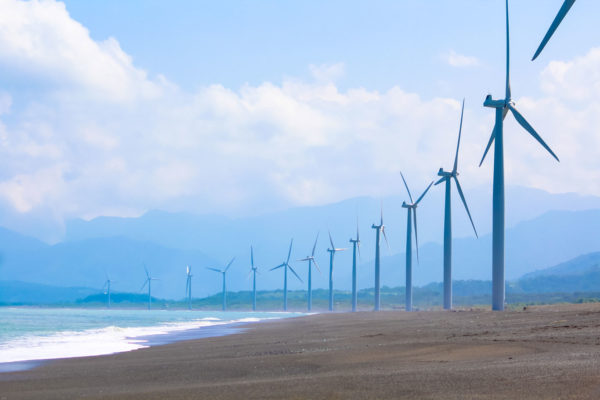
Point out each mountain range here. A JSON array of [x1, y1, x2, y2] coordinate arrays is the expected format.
[[1, 185, 600, 299]]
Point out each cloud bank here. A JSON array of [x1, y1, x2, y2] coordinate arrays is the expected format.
[[0, 0, 597, 242]]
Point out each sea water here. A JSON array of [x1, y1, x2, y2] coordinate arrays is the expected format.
[[0, 308, 304, 365]]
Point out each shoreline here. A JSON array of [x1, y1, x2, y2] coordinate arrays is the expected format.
[[2, 303, 600, 399], [0, 311, 305, 373]]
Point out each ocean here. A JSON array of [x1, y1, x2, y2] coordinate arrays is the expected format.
[[0, 307, 304, 366]]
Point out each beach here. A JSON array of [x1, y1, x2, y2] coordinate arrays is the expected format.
[[2, 303, 600, 399]]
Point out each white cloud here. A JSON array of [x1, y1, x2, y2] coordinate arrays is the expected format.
[[309, 63, 345, 83], [540, 47, 600, 102], [0, 0, 163, 102], [443, 49, 481, 68]]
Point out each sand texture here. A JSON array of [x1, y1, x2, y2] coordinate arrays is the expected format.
[[2, 303, 600, 399]]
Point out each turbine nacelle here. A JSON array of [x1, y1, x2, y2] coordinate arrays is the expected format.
[[483, 95, 506, 109], [402, 201, 417, 209], [437, 168, 455, 178]]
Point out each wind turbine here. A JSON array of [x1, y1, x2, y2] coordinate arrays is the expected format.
[[349, 222, 361, 312], [400, 172, 433, 312], [140, 266, 158, 310], [271, 239, 302, 311], [102, 273, 114, 309], [371, 206, 389, 311], [207, 258, 235, 311], [185, 265, 193, 310], [435, 99, 478, 310], [248, 246, 259, 311], [532, 0, 576, 61], [481, 0, 559, 311], [326, 232, 346, 312], [298, 233, 321, 312]]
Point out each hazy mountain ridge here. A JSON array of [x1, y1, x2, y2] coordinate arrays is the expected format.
[[1, 187, 600, 299]]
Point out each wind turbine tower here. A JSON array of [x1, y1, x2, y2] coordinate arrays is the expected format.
[[481, 0, 559, 310], [103, 274, 113, 309], [249, 246, 258, 311], [371, 208, 388, 311], [271, 239, 302, 311], [435, 99, 478, 310], [185, 265, 193, 310], [400, 173, 433, 312], [207, 258, 235, 311], [298, 233, 320, 312], [327, 232, 346, 312], [140, 266, 158, 310], [349, 223, 360, 312]]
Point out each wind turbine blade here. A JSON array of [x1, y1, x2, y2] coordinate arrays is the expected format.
[[185, 279, 189, 295], [505, 0, 511, 100], [225, 257, 236, 272], [508, 104, 559, 162], [479, 125, 495, 167], [286, 239, 294, 265], [400, 171, 413, 203], [479, 108, 509, 167], [434, 176, 446, 186], [357, 241, 361, 260], [288, 264, 303, 283], [382, 227, 390, 250], [312, 258, 322, 274], [270, 263, 285, 271], [328, 231, 335, 250], [144, 266, 150, 279], [312, 232, 319, 257], [335, 248, 347, 252], [413, 209, 420, 264], [356, 218, 360, 243], [140, 280, 148, 292], [415, 181, 434, 205], [380, 201, 383, 225], [453, 177, 478, 238], [206, 267, 222, 273], [298, 257, 311, 262], [251, 246, 254, 268], [532, 0, 576, 61], [247, 270, 253, 280], [453, 98, 465, 174]]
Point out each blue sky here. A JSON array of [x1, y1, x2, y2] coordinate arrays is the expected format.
[[60, 0, 598, 97], [0, 0, 598, 241]]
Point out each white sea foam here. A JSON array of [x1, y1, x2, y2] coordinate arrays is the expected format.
[[0, 316, 273, 363]]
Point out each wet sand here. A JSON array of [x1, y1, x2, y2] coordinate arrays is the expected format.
[[2, 303, 600, 399]]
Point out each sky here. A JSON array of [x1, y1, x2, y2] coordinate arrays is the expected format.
[[0, 0, 599, 241]]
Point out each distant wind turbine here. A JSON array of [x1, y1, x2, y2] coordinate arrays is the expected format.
[[400, 172, 433, 312], [185, 265, 193, 310], [102, 273, 114, 309], [298, 233, 321, 312], [481, 0, 559, 311], [349, 221, 360, 312], [248, 246, 259, 311], [207, 258, 235, 311], [140, 266, 158, 310], [326, 232, 346, 312], [371, 206, 389, 311], [532, 0, 576, 61], [435, 99, 478, 310], [271, 239, 302, 311]]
